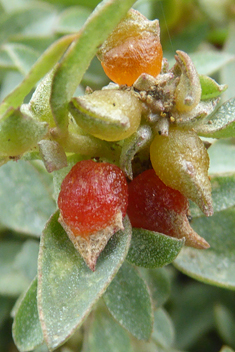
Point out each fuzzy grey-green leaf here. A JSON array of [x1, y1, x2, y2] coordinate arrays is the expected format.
[[84, 305, 133, 352], [174, 207, 235, 289], [13, 278, 44, 352], [37, 211, 131, 350], [195, 97, 235, 138], [200, 75, 227, 100], [103, 262, 153, 340], [0, 160, 55, 236], [127, 228, 184, 268]]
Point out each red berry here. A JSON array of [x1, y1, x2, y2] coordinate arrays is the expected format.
[[127, 169, 188, 234], [127, 169, 209, 248], [58, 160, 128, 238]]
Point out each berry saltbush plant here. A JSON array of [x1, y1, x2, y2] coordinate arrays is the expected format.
[[1, 0, 235, 351]]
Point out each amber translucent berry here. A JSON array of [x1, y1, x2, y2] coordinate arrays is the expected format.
[[150, 128, 213, 216], [97, 9, 163, 86], [58, 160, 128, 238], [127, 169, 209, 249]]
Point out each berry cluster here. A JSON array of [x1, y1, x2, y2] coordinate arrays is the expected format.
[[57, 8, 219, 270]]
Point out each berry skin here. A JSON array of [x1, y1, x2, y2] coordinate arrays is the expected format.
[[127, 169, 209, 249], [150, 128, 213, 216], [97, 9, 163, 86], [58, 160, 128, 238]]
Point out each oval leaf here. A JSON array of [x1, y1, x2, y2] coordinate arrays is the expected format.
[[209, 139, 235, 174], [37, 211, 131, 350], [214, 304, 235, 349], [190, 173, 235, 217], [84, 305, 133, 352], [189, 52, 235, 75], [200, 75, 227, 100], [152, 308, 175, 349], [174, 207, 235, 289], [1, 44, 39, 76], [0, 241, 32, 297], [195, 98, 235, 138], [55, 6, 91, 34], [139, 268, 171, 309], [0, 160, 55, 236], [126, 228, 184, 268], [103, 262, 153, 340], [13, 278, 44, 352]]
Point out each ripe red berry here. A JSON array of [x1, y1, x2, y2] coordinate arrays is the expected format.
[[127, 169, 209, 249], [58, 160, 128, 238]]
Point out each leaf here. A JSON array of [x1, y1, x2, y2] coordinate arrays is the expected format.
[[221, 23, 235, 101], [0, 160, 55, 236], [0, 108, 48, 157], [200, 74, 227, 100], [103, 262, 153, 340], [0, 44, 39, 75], [214, 304, 235, 349], [152, 308, 175, 349], [170, 282, 216, 350], [174, 207, 235, 289], [0, 3, 57, 43], [0, 240, 39, 297], [55, 6, 92, 34], [13, 278, 44, 352], [208, 139, 235, 174], [84, 305, 133, 352], [0, 33, 78, 116], [194, 97, 235, 138], [50, 0, 138, 131], [126, 228, 184, 268], [139, 268, 171, 309], [37, 211, 131, 350], [190, 173, 235, 217], [188, 52, 235, 75]]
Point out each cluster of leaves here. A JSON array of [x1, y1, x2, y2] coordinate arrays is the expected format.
[[1, 0, 235, 352]]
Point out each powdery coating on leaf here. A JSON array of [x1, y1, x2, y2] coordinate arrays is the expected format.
[[97, 9, 162, 86], [37, 211, 132, 350], [103, 262, 153, 340], [58, 160, 128, 237], [127, 228, 185, 268], [13, 278, 44, 352], [194, 97, 235, 138], [174, 208, 235, 289], [150, 128, 213, 216]]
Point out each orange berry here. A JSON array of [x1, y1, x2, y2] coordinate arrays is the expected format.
[[97, 9, 163, 86]]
